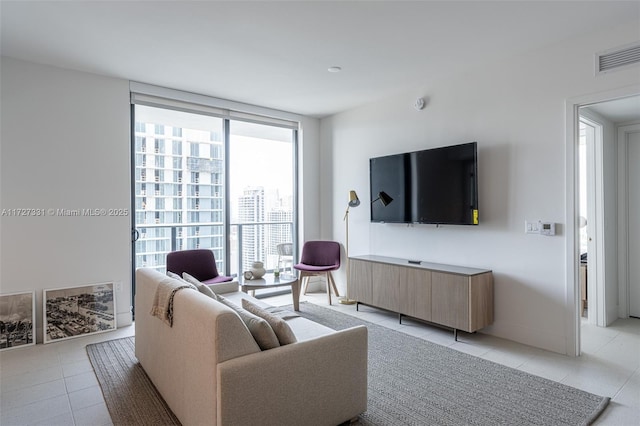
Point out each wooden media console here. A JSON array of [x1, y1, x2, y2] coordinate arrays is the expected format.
[[349, 255, 494, 340]]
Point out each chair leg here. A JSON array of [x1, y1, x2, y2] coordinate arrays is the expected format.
[[325, 273, 332, 305], [328, 272, 340, 297], [302, 275, 310, 295]]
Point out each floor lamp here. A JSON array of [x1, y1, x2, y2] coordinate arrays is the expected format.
[[340, 190, 360, 305]]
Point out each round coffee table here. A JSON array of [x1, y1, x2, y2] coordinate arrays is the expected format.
[[239, 273, 301, 311]]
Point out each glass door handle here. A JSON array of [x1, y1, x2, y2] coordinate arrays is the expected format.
[[132, 229, 140, 242]]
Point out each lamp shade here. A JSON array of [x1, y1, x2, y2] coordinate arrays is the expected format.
[[348, 190, 360, 208], [372, 191, 393, 206], [378, 191, 393, 206]]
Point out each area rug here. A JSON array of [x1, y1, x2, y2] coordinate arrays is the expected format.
[[87, 303, 609, 426], [291, 303, 609, 426], [86, 337, 179, 426]]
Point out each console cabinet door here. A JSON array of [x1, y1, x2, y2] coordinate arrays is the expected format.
[[431, 272, 469, 331], [371, 263, 403, 312], [469, 272, 494, 331], [399, 269, 431, 321], [349, 259, 373, 303]]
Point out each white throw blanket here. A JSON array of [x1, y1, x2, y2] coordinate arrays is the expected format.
[[150, 279, 195, 326]]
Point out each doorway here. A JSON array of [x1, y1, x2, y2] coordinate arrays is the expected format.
[[570, 91, 640, 355]]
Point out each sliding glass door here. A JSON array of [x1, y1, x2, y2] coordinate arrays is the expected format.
[[132, 106, 227, 273], [131, 102, 297, 284]]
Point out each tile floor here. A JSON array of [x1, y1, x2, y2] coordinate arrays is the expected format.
[[1, 291, 638, 426]]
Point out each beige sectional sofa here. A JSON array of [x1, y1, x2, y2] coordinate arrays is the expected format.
[[135, 268, 368, 426]]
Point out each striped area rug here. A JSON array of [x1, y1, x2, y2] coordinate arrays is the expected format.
[[87, 337, 179, 426]]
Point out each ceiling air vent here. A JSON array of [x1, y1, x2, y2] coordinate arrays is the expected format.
[[596, 42, 640, 75]]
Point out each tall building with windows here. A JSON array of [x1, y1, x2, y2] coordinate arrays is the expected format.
[[237, 187, 265, 271], [235, 189, 294, 273], [133, 121, 225, 272]]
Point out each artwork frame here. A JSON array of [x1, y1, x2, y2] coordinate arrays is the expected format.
[[0, 291, 36, 351], [43, 282, 116, 344]]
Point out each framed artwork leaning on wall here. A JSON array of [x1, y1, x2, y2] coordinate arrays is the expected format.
[[0, 291, 36, 351], [44, 282, 116, 343]]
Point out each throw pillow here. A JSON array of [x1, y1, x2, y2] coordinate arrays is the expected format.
[[167, 271, 197, 290], [182, 272, 218, 300], [217, 296, 280, 350], [167, 271, 182, 280], [242, 299, 297, 345]]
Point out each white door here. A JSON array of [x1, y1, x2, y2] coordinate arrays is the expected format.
[[628, 130, 640, 317]]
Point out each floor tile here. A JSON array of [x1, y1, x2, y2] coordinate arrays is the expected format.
[[64, 370, 99, 393], [0, 394, 71, 426], [72, 401, 113, 426], [69, 384, 107, 411], [1, 379, 67, 410], [62, 358, 94, 378], [31, 411, 75, 426], [0, 365, 63, 393]]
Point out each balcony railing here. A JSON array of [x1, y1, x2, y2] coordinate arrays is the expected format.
[[134, 221, 294, 277]]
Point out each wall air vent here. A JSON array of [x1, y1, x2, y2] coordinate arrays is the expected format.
[[596, 42, 640, 75]]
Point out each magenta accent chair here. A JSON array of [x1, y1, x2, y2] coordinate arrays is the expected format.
[[166, 249, 233, 284], [294, 241, 341, 305]]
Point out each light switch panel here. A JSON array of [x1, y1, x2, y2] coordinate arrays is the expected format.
[[525, 220, 540, 234]]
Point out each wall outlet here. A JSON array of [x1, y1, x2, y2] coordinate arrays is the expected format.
[[115, 281, 123, 292], [525, 220, 540, 234]]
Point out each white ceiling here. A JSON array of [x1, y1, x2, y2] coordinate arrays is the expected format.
[[1, 1, 639, 118]]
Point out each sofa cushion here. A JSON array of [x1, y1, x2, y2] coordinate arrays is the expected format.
[[217, 296, 280, 350], [242, 299, 297, 345], [183, 272, 219, 300]]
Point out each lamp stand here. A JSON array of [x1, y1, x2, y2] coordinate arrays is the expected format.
[[340, 206, 357, 305]]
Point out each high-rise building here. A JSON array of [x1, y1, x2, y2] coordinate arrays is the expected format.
[[237, 187, 265, 271], [133, 121, 225, 272]]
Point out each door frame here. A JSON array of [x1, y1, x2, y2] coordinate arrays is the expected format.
[[618, 123, 640, 318], [565, 85, 640, 357]]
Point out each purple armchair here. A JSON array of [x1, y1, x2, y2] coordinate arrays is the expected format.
[[166, 249, 233, 284], [294, 241, 341, 305]]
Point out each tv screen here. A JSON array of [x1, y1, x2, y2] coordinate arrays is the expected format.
[[370, 142, 478, 225]]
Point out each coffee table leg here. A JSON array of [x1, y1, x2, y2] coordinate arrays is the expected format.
[[291, 279, 301, 311]]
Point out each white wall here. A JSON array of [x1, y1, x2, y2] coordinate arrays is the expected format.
[[1, 57, 132, 340], [320, 21, 640, 354], [0, 57, 323, 342]]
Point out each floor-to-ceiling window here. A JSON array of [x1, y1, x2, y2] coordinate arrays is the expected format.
[[130, 90, 298, 288], [229, 121, 296, 276]]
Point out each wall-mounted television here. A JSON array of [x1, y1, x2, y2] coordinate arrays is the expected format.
[[370, 142, 478, 225]]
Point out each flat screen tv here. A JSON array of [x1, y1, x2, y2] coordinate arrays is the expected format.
[[370, 142, 478, 225]]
